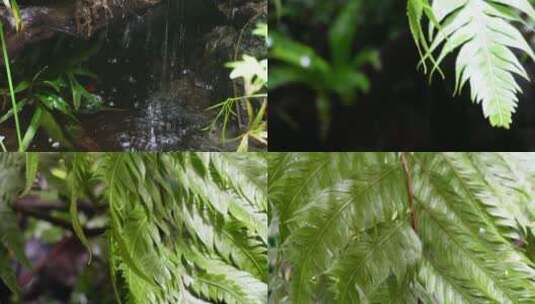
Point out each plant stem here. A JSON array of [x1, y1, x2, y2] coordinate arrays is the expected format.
[[0, 138, 6, 152], [0, 23, 22, 151], [400, 152, 417, 231]]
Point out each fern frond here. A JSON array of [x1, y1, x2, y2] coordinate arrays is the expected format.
[[96, 153, 267, 303], [276, 153, 407, 303], [0, 153, 30, 297], [186, 247, 267, 304], [412, 153, 535, 302], [0, 155, 28, 261], [272, 152, 535, 303], [329, 221, 421, 304], [66, 153, 94, 262], [268, 153, 387, 241], [210, 153, 267, 212], [417, 254, 491, 303], [409, 0, 535, 128], [0, 245, 20, 297]]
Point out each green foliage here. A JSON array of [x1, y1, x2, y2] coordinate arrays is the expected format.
[[273, 0, 535, 133], [0, 153, 30, 299], [0, 32, 103, 151], [209, 23, 268, 151], [269, 152, 535, 303], [0, 152, 267, 303], [0, 22, 22, 150], [407, 0, 535, 128], [1, 0, 21, 31], [269, 0, 379, 137], [0, 64, 101, 150]]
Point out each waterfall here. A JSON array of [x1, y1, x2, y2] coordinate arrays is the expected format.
[[159, 0, 185, 92]]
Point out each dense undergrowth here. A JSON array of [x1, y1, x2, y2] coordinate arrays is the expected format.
[[269, 152, 535, 303], [209, 23, 268, 152], [0, 152, 267, 303]]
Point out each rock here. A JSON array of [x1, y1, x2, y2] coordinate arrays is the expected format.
[[0, 0, 162, 61], [214, 0, 266, 27]]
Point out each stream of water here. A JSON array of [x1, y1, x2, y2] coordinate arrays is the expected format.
[[78, 0, 230, 151], [1, 0, 239, 151]]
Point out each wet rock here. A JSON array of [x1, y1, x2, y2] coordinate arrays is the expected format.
[[82, 76, 219, 151], [215, 0, 266, 27], [0, 0, 163, 60], [205, 0, 267, 61], [116, 95, 203, 151], [168, 72, 215, 111], [204, 26, 240, 61]]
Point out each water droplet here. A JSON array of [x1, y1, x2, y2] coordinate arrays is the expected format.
[[300, 56, 311, 68], [109, 102, 115, 107], [51, 142, 60, 149], [267, 36, 273, 48], [479, 227, 485, 235]]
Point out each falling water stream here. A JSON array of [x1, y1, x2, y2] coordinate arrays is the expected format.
[[0, 0, 265, 151], [77, 0, 229, 151]]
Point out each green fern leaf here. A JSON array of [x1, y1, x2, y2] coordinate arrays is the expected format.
[[271, 152, 535, 303], [409, 0, 535, 128], [0, 154, 30, 268], [0, 245, 20, 297], [329, 221, 421, 304]]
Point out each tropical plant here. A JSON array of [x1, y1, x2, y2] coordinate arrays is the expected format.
[[0, 20, 21, 150], [0, 152, 268, 303], [0, 38, 103, 151], [209, 23, 268, 152], [271, 0, 535, 135], [407, 0, 535, 128], [269, 152, 535, 303], [0, 0, 24, 151], [0, 67, 98, 150], [269, 0, 380, 137]]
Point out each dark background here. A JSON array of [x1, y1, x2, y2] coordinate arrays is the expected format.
[[269, 0, 535, 151]]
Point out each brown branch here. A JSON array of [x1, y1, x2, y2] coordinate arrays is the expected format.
[[11, 202, 107, 237], [400, 152, 417, 231], [16, 195, 107, 216]]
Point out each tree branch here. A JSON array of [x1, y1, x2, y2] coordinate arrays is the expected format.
[[16, 195, 107, 216], [11, 202, 107, 237]]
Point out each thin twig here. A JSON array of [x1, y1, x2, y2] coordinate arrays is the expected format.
[[400, 152, 417, 231]]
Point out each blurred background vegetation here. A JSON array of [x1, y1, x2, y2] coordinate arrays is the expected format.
[[269, 0, 535, 151]]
